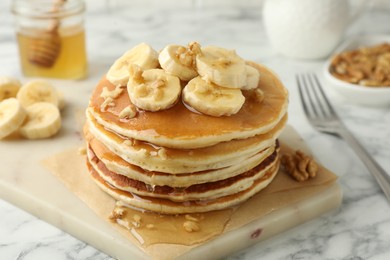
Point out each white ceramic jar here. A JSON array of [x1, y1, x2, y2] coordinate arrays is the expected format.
[[263, 0, 365, 59]]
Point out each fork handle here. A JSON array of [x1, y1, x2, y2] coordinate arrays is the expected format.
[[339, 128, 390, 201]]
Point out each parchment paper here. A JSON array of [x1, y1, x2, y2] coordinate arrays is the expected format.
[[42, 130, 338, 259]]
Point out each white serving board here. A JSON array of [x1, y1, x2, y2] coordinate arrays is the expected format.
[[0, 127, 342, 259]]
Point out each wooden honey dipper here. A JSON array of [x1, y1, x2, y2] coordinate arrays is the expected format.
[[28, 0, 66, 68]]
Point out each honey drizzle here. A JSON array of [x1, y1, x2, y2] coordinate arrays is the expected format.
[[89, 63, 288, 139], [111, 202, 238, 247]]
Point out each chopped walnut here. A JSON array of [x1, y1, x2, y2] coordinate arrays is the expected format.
[[100, 96, 115, 111], [157, 147, 168, 160], [177, 46, 193, 67], [109, 206, 127, 221], [129, 64, 144, 84], [176, 42, 201, 68], [100, 85, 124, 100], [330, 43, 390, 87], [183, 221, 200, 232], [132, 214, 142, 228], [188, 41, 202, 55], [281, 150, 318, 182], [253, 88, 264, 103], [119, 105, 137, 119]]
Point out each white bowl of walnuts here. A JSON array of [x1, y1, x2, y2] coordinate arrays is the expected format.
[[324, 35, 390, 106]]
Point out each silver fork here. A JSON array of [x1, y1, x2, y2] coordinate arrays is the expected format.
[[296, 73, 390, 202]]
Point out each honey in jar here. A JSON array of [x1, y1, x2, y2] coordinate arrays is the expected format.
[[12, 0, 87, 79]]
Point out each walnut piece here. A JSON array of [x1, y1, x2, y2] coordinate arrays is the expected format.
[[176, 42, 201, 68], [281, 150, 318, 182], [109, 206, 127, 221], [329, 43, 390, 87], [132, 214, 142, 228], [253, 88, 264, 103], [119, 105, 137, 119], [129, 64, 144, 84], [100, 96, 115, 111], [183, 220, 200, 232], [157, 147, 168, 160]]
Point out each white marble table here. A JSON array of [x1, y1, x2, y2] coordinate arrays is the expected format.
[[1, 1, 390, 259]]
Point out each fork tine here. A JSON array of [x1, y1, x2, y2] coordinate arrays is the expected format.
[[311, 73, 338, 117], [305, 73, 328, 118], [297, 74, 320, 118], [296, 75, 311, 117]]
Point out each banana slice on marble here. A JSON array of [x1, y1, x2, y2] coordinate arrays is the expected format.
[[17, 80, 59, 108], [57, 89, 66, 110], [127, 65, 181, 112], [19, 102, 61, 139], [182, 76, 245, 117], [0, 98, 27, 139], [107, 43, 159, 86], [0, 76, 22, 101], [196, 46, 246, 89], [242, 65, 260, 90], [159, 42, 201, 81]]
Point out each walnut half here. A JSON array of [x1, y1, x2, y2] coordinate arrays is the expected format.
[[281, 150, 318, 182]]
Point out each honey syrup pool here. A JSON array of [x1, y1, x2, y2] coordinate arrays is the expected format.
[[17, 26, 87, 79]]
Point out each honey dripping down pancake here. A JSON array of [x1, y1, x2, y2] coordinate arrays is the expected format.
[[84, 42, 289, 215]]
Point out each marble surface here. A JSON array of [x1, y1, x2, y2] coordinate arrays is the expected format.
[[1, 0, 390, 259]]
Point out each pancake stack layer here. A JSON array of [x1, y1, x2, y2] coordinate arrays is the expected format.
[[84, 43, 288, 214]]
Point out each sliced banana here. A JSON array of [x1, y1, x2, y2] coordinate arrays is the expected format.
[[127, 66, 181, 112], [182, 76, 245, 117], [0, 76, 22, 101], [196, 46, 246, 89], [159, 42, 200, 81], [17, 80, 59, 108], [20, 102, 61, 139], [0, 98, 27, 139], [57, 90, 66, 110], [107, 43, 159, 86], [242, 65, 260, 90]]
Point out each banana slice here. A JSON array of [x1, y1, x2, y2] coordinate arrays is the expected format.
[[0, 98, 27, 139], [107, 43, 159, 86], [57, 90, 66, 110], [182, 76, 245, 117], [127, 66, 181, 112], [17, 80, 59, 108], [20, 102, 61, 139], [242, 65, 261, 90], [0, 76, 22, 101], [159, 42, 200, 81], [196, 46, 246, 89]]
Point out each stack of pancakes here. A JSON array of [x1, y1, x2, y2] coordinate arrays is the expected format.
[[84, 62, 288, 214]]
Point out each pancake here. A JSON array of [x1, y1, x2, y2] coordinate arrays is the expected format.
[[88, 158, 280, 214], [85, 112, 287, 173], [88, 62, 288, 149], [87, 134, 277, 186], [87, 145, 279, 202]]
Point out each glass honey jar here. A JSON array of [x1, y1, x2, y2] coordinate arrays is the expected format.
[[12, 0, 88, 79]]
